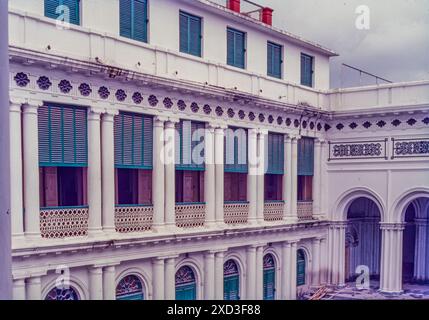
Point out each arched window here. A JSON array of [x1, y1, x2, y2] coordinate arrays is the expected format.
[[297, 249, 306, 286], [45, 286, 79, 300], [223, 259, 240, 300], [263, 254, 276, 300], [175, 266, 196, 300], [116, 275, 144, 300]]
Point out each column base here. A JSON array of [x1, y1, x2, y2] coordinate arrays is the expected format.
[[283, 216, 298, 224], [88, 228, 104, 238], [379, 289, 404, 296], [205, 221, 217, 229], [24, 232, 42, 240]]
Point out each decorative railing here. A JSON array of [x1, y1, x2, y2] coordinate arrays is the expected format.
[[40, 206, 89, 239], [175, 203, 206, 228], [115, 205, 153, 233], [297, 201, 313, 221], [224, 202, 249, 225], [264, 201, 285, 222]]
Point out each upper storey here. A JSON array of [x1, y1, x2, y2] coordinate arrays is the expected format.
[[9, 0, 337, 111]]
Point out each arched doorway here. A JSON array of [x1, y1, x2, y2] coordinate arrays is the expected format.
[[116, 275, 145, 300], [263, 254, 276, 300], [402, 198, 429, 285], [45, 286, 80, 300], [345, 197, 381, 286], [223, 259, 240, 300], [175, 266, 197, 300]]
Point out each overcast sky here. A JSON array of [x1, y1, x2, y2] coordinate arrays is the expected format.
[[214, 0, 429, 88]]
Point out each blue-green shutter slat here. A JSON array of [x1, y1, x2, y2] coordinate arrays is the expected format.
[[179, 13, 189, 53], [227, 28, 245, 68], [225, 128, 248, 173], [266, 133, 284, 174], [224, 276, 239, 300], [263, 269, 275, 300], [297, 250, 306, 286], [235, 31, 245, 68], [120, 0, 132, 39], [176, 120, 205, 171], [189, 16, 201, 56], [133, 0, 147, 42], [301, 53, 313, 87], [45, 0, 80, 25], [120, 0, 147, 42], [298, 137, 314, 176], [44, 0, 58, 20], [114, 112, 153, 169], [227, 29, 235, 66]]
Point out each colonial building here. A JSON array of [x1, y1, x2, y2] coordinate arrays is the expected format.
[[8, 0, 429, 300]]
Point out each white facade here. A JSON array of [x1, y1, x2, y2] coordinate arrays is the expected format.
[[7, 0, 429, 300]]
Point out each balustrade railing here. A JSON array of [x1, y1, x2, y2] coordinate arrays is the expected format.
[[224, 202, 249, 225], [40, 206, 89, 239], [175, 203, 206, 228], [297, 201, 313, 221], [264, 201, 285, 221], [115, 205, 153, 233]]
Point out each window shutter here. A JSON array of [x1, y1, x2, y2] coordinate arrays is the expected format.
[[38, 104, 87, 167], [298, 137, 314, 176], [227, 28, 235, 66], [44, 0, 58, 20], [179, 13, 189, 53], [234, 30, 245, 68], [63, 0, 80, 25], [266, 133, 284, 174], [120, 0, 132, 39], [297, 250, 306, 285], [133, 0, 147, 42], [301, 53, 313, 87], [225, 127, 248, 173], [176, 120, 205, 171], [267, 42, 282, 78], [189, 15, 201, 57], [114, 112, 153, 169]]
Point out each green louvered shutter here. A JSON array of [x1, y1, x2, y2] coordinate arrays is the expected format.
[[297, 249, 306, 286], [225, 127, 248, 173], [301, 53, 313, 87], [45, 0, 80, 25], [224, 276, 239, 300], [227, 28, 245, 68], [263, 269, 275, 300], [114, 112, 153, 169], [266, 133, 284, 174], [268, 42, 282, 79], [175, 120, 205, 171], [38, 104, 87, 167], [298, 137, 314, 176], [180, 12, 202, 57], [120, 0, 147, 42]]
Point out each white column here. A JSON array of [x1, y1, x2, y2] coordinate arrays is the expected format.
[[319, 141, 328, 219], [164, 120, 178, 229], [214, 127, 225, 226], [414, 219, 428, 281], [164, 257, 176, 300], [311, 237, 322, 286], [103, 265, 116, 300], [320, 237, 328, 284], [247, 129, 258, 225], [26, 276, 42, 300], [214, 251, 225, 300], [10, 100, 24, 239], [289, 242, 298, 300], [283, 135, 294, 222], [290, 137, 299, 220], [22, 101, 42, 238], [101, 111, 117, 233], [152, 116, 165, 230], [246, 246, 256, 300], [312, 139, 322, 219], [12, 279, 26, 300], [380, 223, 405, 294], [204, 124, 216, 227], [204, 252, 215, 299], [281, 242, 292, 300], [88, 109, 103, 236], [152, 258, 165, 300], [256, 131, 266, 223], [89, 267, 103, 300], [255, 245, 264, 300]]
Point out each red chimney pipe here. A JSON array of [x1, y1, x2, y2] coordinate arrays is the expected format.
[[261, 7, 274, 26], [227, 0, 241, 13]]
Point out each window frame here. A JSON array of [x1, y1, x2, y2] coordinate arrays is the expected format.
[[44, 0, 81, 26], [300, 52, 314, 87], [267, 41, 283, 79], [119, 0, 149, 43], [226, 27, 246, 69], [179, 10, 203, 57]]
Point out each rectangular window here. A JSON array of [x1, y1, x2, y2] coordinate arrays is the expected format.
[[301, 53, 314, 87], [267, 42, 282, 79], [45, 0, 80, 25], [297, 175, 313, 201], [175, 120, 205, 171], [266, 133, 284, 175], [224, 172, 247, 202], [115, 168, 152, 205], [120, 0, 148, 43], [297, 137, 314, 201], [175, 171, 204, 203], [227, 27, 246, 69], [180, 11, 202, 57], [265, 174, 282, 201]]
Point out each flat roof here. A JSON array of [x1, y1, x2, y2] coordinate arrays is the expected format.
[[188, 0, 339, 57]]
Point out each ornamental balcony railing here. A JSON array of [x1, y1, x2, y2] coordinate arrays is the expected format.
[[297, 201, 313, 221], [40, 206, 89, 239], [264, 201, 285, 222], [115, 205, 153, 233], [224, 201, 249, 225], [175, 203, 206, 228]]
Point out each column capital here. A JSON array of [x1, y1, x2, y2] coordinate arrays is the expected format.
[[22, 101, 42, 114], [10, 97, 25, 108], [93, 262, 120, 268], [312, 236, 324, 243], [166, 116, 180, 124], [88, 107, 103, 120], [206, 122, 218, 131], [88, 266, 103, 274], [105, 108, 119, 116], [154, 115, 169, 124], [380, 222, 406, 231], [414, 218, 429, 226], [258, 129, 268, 136], [24, 99, 43, 108], [315, 138, 325, 145], [283, 239, 300, 246]]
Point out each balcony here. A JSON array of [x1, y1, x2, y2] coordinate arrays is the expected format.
[[224, 201, 249, 225], [297, 201, 313, 221], [40, 206, 89, 239], [263, 201, 284, 222], [115, 205, 153, 233], [175, 203, 206, 228]]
